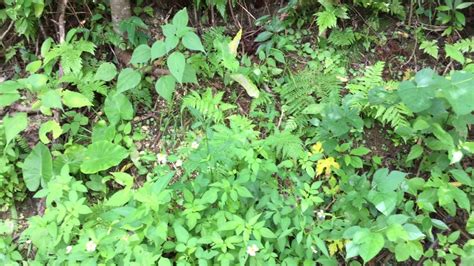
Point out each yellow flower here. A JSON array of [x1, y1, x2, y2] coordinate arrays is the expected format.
[[311, 142, 324, 154], [316, 157, 340, 177]]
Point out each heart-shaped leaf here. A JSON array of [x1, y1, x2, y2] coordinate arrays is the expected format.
[[80, 141, 128, 174]]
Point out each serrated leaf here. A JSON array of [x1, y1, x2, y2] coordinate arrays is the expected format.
[[167, 51, 186, 83], [117, 68, 141, 93], [420, 40, 439, 59], [230, 73, 260, 98], [316, 10, 337, 34], [445, 44, 465, 64], [22, 143, 53, 191], [80, 141, 128, 174]]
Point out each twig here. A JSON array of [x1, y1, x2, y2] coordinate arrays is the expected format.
[[402, 35, 418, 69], [277, 109, 284, 129], [229, 0, 241, 28], [0, 21, 14, 42], [442, 61, 453, 75], [237, 1, 256, 21]]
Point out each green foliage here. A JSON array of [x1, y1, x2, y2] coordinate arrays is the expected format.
[[0, 0, 45, 39], [1, 3, 474, 266]]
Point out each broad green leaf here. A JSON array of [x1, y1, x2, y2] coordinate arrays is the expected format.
[[457, 2, 474, 9], [445, 44, 464, 64], [431, 123, 454, 147], [403, 224, 425, 240], [444, 71, 474, 115], [350, 147, 370, 156], [3, 112, 28, 147], [165, 35, 179, 52], [386, 224, 408, 241], [368, 190, 398, 215], [151, 40, 167, 60], [406, 144, 423, 162], [117, 68, 141, 93], [26, 60, 42, 74], [158, 258, 172, 266], [173, 222, 189, 243], [104, 93, 134, 125], [0, 81, 21, 107], [182, 31, 204, 52], [22, 143, 53, 191], [167, 51, 186, 83], [95, 62, 117, 81], [467, 213, 474, 234], [130, 44, 151, 64], [155, 75, 176, 102], [153, 172, 174, 193], [40, 89, 62, 109], [182, 64, 198, 84], [260, 227, 276, 238], [39, 120, 63, 144], [398, 80, 434, 112], [450, 169, 472, 186], [373, 169, 406, 192], [230, 73, 260, 98], [105, 188, 132, 207], [254, 31, 272, 43], [353, 230, 385, 263], [111, 172, 134, 188], [80, 141, 128, 174], [62, 90, 92, 108], [172, 8, 188, 28]]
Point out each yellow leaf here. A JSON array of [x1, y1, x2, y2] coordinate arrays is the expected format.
[[316, 157, 340, 176], [228, 29, 242, 56], [311, 142, 324, 154]]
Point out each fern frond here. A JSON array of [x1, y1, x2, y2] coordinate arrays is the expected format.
[[264, 130, 303, 159], [328, 28, 356, 47], [182, 89, 235, 123]]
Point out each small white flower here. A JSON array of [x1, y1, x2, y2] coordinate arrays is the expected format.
[[246, 244, 259, 257], [66, 245, 73, 254], [191, 141, 199, 149], [316, 209, 325, 221], [156, 153, 168, 164], [86, 240, 96, 252], [175, 159, 183, 167], [311, 246, 318, 254]]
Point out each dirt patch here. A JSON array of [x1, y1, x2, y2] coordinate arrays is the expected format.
[[362, 123, 409, 169]]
